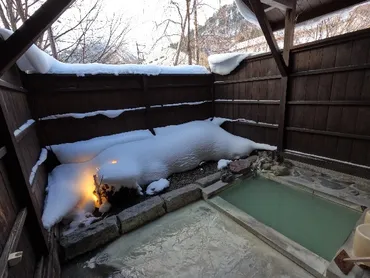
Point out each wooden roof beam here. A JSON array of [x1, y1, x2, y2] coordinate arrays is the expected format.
[[0, 0, 75, 76], [271, 0, 368, 31], [247, 0, 288, 76], [261, 0, 294, 10], [264, 6, 276, 12]]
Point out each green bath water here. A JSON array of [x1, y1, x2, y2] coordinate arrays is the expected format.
[[219, 176, 361, 261]]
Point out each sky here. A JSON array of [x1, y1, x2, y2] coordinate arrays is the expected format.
[[101, 0, 234, 54]]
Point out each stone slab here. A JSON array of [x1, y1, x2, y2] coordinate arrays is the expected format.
[[195, 172, 221, 187], [118, 196, 165, 234], [60, 216, 120, 260], [202, 180, 229, 200], [160, 184, 201, 212], [62, 201, 313, 278]]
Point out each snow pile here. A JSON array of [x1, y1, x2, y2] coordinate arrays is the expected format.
[[49, 129, 153, 164], [146, 179, 170, 195], [0, 28, 209, 76], [234, 0, 259, 26], [217, 159, 232, 170], [42, 120, 276, 229], [29, 148, 47, 185], [208, 52, 249, 75], [13, 119, 35, 136]]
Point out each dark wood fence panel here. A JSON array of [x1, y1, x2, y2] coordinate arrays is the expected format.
[[38, 110, 148, 145], [0, 67, 60, 276], [213, 28, 370, 178], [287, 29, 370, 168], [24, 74, 213, 146], [214, 53, 283, 145], [1, 89, 45, 216], [0, 155, 38, 278]]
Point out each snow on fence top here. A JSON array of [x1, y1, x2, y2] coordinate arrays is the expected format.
[[0, 28, 210, 76], [208, 52, 250, 75]]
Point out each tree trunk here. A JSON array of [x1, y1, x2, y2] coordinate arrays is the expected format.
[[0, 5, 10, 30], [174, 10, 188, 66], [186, 0, 192, 65], [47, 27, 58, 59], [193, 0, 199, 64]]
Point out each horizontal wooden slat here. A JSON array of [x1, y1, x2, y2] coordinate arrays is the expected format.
[[291, 64, 370, 77], [288, 101, 370, 106], [0, 208, 27, 278], [233, 120, 279, 129], [215, 100, 280, 105], [214, 75, 281, 85], [286, 127, 370, 141], [0, 80, 27, 93]]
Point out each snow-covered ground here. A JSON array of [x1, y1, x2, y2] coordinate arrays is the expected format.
[[42, 119, 276, 229]]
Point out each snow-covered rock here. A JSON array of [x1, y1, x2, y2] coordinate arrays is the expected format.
[[146, 179, 170, 195], [217, 159, 232, 170], [42, 120, 276, 229], [208, 52, 249, 75]]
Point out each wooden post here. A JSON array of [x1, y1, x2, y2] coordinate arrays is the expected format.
[[277, 0, 296, 152], [143, 76, 155, 135], [247, 0, 288, 76], [0, 96, 48, 254], [0, 0, 75, 75]]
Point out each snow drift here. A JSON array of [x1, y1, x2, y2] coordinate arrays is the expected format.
[[42, 120, 276, 229], [49, 129, 153, 164], [0, 28, 209, 76], [208, 52, 249, 75]]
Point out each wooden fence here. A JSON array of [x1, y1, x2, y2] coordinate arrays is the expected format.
[[214, 28, 370, 178], [22, 74, 214, 146], [0, 66, 60, 277]]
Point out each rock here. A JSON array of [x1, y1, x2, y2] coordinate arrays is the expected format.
[[261, 163, 272, 170], [118, 196, 165, 234], [229, 156, 258, 174], [318, 178, 346, 190], [349, 189, 360, 196], [282, 160, 294, 168], [60, 216, 119, 260], [160, 184, 201, 212], [195, 172, 221, 187], [221, 172, 235, 183], [271, 165, 290, 176]]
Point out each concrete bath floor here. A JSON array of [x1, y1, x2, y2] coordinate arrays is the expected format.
[[62, 201, 313, 278]]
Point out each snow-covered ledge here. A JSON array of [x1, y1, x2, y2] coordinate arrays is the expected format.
[[208, 52, 249, 75], [0, 28, 210, 76]]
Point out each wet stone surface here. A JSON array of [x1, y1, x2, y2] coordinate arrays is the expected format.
[[62, 201, 313, 278], [318, 178, 347, 190]]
